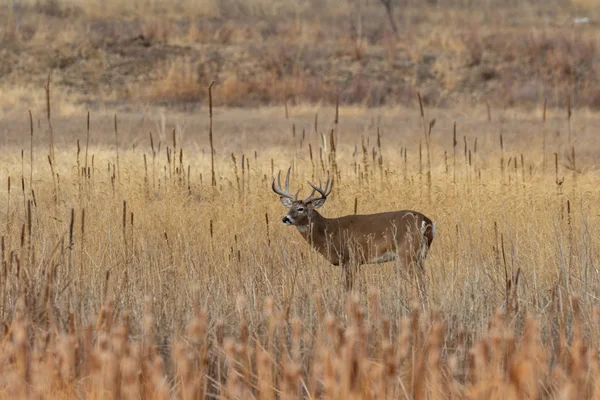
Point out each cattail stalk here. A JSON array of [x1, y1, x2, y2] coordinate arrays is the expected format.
[[45, 72, 55, 164], [114, 114, 120, 182], [265, 213, 270, 248], [232, 153, 240, 197], [567, 95, 572, 143], [453, 122, 457, 184], [85, 111, 90, 178], [29, 110, 34, 192], [209, 81, 216, 188]]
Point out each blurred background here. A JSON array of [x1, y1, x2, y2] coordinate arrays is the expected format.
[[1, 0, 599, 115]]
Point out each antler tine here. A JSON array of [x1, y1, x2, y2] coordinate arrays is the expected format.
[[305, 171, 334, 202], [277, 169, 282, 189], [272, 167, 296, 200], [323, 174, 333, 196], [272, 171, 281, 194]]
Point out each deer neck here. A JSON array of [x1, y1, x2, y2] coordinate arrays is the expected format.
[[297, 211, 328, 242]]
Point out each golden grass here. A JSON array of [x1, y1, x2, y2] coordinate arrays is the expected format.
[[0, 102, 599, 398]]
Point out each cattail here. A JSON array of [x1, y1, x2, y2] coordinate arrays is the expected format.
[[76, 139, 81, 173], [208, 81, 216, 187], [241, 154, 246, 196], [143, 153, 148, 192], [45, 72, 55, 164], [265, 212, 270, 247], [500, 133, 504, 177], [31, 188, 37, 207], [1, 236, 5, 278], [567, 95, 572, 143], [114, 114, 120, 182], [29, 110, 34, 190], [521, 153, 525, 183], [166, 147, 171, 177], [179, 148, 183, 175], [123, 200, 128, 264], [20, 175, 25, 212], [68, 208, 75, 249], [246, 157, 251, 193], [187, 165, 191, 195], [453, 122, 457, 183], [232, 153, 240, 195]]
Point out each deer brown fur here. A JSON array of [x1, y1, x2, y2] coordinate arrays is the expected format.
[[273, 168, 435, 291]]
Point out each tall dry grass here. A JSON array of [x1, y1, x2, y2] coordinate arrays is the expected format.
[[0, 101, 600, 398]]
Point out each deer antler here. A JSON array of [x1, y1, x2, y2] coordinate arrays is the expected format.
[[272, 168, 300, 200], [305, 172, 334, 202]]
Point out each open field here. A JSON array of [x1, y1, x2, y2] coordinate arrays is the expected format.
[[3, 0, 600, 398], [1, 100, 600, 398]]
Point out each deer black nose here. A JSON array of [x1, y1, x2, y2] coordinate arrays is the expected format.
[[282, 216, 292, 225]]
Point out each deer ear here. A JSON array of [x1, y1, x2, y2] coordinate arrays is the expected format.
[[280, 197, 293, 208], [310, 198, 326, 209]]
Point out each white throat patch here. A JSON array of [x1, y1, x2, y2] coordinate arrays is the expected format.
[[296, 225, 308, 233]]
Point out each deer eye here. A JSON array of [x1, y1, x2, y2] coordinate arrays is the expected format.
[[298, 207, 305, 212]]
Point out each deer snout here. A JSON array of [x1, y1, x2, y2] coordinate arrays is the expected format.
[[282, 215, 293, 225]]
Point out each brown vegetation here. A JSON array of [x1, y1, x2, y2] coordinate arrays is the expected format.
[[1, 0, 600, 111], [2, 0, 600, 398], [1, 96, 600, 397]]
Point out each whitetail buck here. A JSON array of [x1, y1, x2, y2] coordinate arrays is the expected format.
[[272, 168, 435, 292]]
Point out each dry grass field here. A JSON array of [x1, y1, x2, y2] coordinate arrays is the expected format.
[[2, 0, 600, 399], [2, 0, 600, 112]]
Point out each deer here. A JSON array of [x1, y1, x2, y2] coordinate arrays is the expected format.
[[272, 168, 435, 292]]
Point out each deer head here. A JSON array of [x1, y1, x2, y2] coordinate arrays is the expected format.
[[272, 168, 333, 227]]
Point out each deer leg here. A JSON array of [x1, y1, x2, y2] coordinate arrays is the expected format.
[[414, 260, 428, 301], [405, 257, 427, 302], [415, 233, 431, 301], [342, 263, 355, 291]]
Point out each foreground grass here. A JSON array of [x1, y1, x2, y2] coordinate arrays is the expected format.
[[0, 105, 599, 398]]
